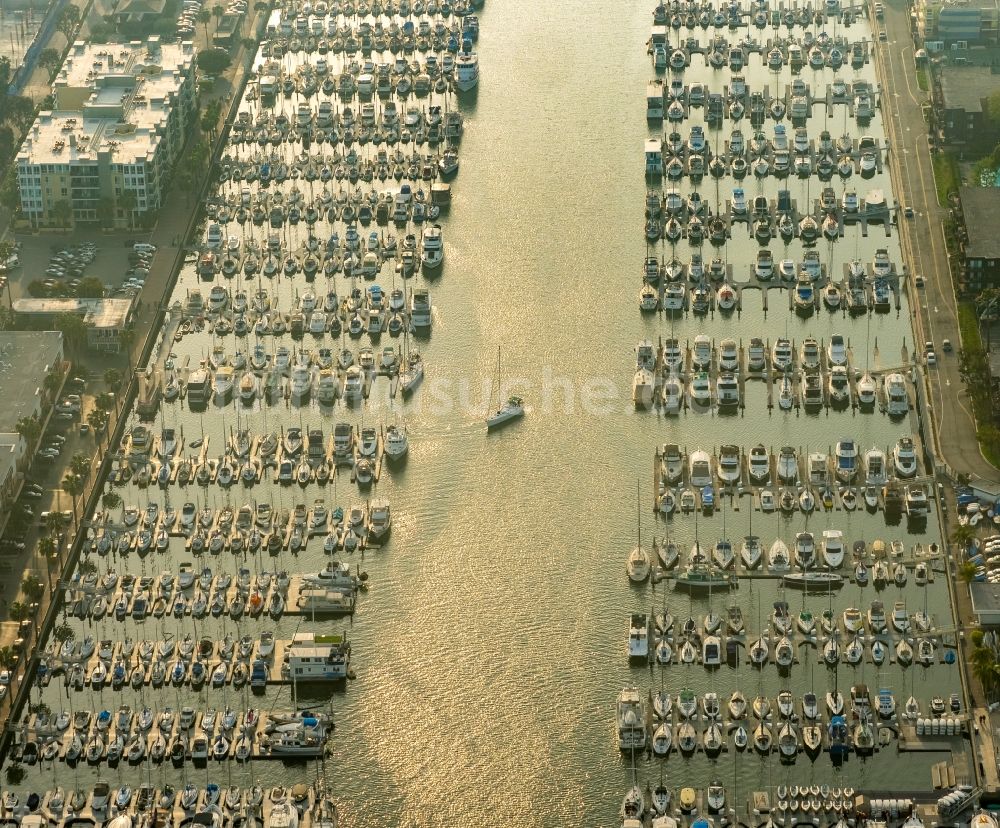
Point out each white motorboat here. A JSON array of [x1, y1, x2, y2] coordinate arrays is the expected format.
[[617, 687, 647, 751], [822, 530, 845, 568], [893, 437, 918, 478], [628, 614, 649, 659], [454, 48, 479, 91]]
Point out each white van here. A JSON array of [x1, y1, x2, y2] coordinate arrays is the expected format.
[[133, 242, 157, 254]]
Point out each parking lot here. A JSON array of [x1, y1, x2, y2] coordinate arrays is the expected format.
[[1, 233, 152, 303]]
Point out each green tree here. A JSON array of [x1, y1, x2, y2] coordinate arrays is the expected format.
[[7, 601, 29, 623], [0, 127, 14, 168], [119, 190, 138, 230], [972, 629, 986, 648], [69, 451, 93, 480], [56, 4, 81, 39], [37, 48, 60, 75], [75, 277, 105, 299], [0, 167, 19, 212], [87, 408, 109, 438], [53, 622, 73, 644], [43, 368, 63, 395], [61, 472, 84, 523], [103, 368, 122, 391], [972, 646, 998, 696], [5, 96, 37, 133], [0, 646, 15, 668], [15, 416, 40, 446], [95, 196, 115, 228], [118, 327, 136, 370], [197, 7, 212, 40], [41, 511, 62, 537], [959, 560, 980, 582], [50, 199, 72, 229], [94, 391, 115, 412], [951, 523, 977, 551], [55, 312, 88, 352], [197, 47, 231, 76], [101, 490, 121, 510], [38, 536, 57, 562], [69, 452, 90, 480], [0, 240, 14, 271], [20, 575, 44, 602]]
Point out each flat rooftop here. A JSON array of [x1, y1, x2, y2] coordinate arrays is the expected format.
[[17, 37, 193, 167], [971, 581, 1000, 617], [960, 186, 1000, 261], [939, 65, 998, 113], [0, 331, 64, 432], [19, 111, 162, 166], [12, 297, 134, 329], [55, 38, 193, 96]]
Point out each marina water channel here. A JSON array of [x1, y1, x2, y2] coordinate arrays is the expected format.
[[5, 0, 969, 825]]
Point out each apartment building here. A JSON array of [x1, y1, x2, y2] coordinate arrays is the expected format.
[[16, 36, 196, 229]]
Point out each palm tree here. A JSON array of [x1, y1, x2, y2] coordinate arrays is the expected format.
[[119, 190, 138, 230], [52, 623, 73, 645], [972, 647, 998, 698], [15, 416, 40, 448], [951, 524, 977, 551], [38, 536, 58, 567], [87, 408, 109, 442], [69, 452, 91, 481], [0, 646, 15, 669], [7, 601, 28, 623], [50, 199, 72, 229], [43, 369, 63, 397], [61, 472, 85, 526], [959, 561, 979, 583], [118, 327, 137, 373], [54, 312, 89, 354], [20, 575, 43, 603], [96, 196, 115, 228], [41, 511, 62, 538], [197, 7, 212, 41], [103, 368, 122, 391]]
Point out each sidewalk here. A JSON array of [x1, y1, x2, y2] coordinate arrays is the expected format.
[[876, 0, 999, 483]]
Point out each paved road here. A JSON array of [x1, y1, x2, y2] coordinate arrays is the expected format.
[[874, 0, 999, 483]]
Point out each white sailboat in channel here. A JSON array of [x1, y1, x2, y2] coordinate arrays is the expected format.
[[486, 346, 524, 429]]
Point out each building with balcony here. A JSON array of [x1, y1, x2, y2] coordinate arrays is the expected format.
[[917, 0, 1000, 43], [959, 186, 1000, 291], [936, 65, 999, 144], [16, 36, 196, 229]]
